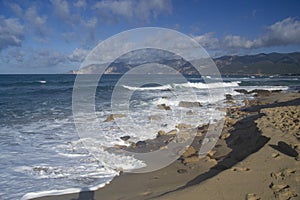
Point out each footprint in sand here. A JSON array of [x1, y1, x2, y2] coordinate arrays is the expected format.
[[231, 167, 250, 172], [245, 193, 260, 200], [270, 168, 296, 180], [269, 183, 298, 199]]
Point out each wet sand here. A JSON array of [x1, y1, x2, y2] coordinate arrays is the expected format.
[[30, 91, 300, 200]]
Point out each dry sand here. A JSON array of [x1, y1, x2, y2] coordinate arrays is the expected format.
[[31, 91, 300, 200]]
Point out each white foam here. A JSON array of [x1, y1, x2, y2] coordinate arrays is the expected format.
[[38, 80, 47, 84], [21, 176, 113, 200], [123, 84, 172, 91], [174, 81, 241, 89]]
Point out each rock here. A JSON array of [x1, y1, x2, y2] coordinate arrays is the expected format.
[[177, 169, 187, 174], [176, 123, 193, 130], [207, 150, 216, 159], [114, 144, 127, 149], [186, 110, 194, 115], [178, 101, 202, 108], [225, 94, 233, 100], [157, 130, 166, 137], [148, 115, 163, 121], [204, 157, 218, 165], [181, 146, 197, 158], [250, 89, 271, 96], [182, 155, 200, 164], [136, 141, 146, 147], [104, 114, 126, 122], [157, 104, 171, 110], [235, 89, 249, 94], [120, 135, 130, 141], [166, 129, 178, 135], [220, 132, 231, 140]]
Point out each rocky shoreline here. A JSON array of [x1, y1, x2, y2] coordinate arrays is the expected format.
[[31, 90, 300, 200]]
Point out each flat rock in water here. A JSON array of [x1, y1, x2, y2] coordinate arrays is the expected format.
[[120, 135, 130, 141], [157, 104, 171, 110], [178, 101, 202, 108]]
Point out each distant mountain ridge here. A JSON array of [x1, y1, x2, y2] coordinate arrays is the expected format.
[[70, 52, 300, 75], [215, 52, 300, 75]]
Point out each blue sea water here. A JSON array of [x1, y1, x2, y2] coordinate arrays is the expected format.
[[0, 74, 299, 199]]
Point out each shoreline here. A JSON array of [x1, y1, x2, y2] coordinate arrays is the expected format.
[[28, 90, 300, 200]]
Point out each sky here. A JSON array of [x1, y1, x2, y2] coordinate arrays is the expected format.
[[0, 0, 300, 74]]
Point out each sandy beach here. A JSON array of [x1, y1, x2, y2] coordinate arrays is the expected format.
[[29, 90, 300, 200]]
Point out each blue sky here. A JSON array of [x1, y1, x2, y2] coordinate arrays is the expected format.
[[0, 0, 300, 73]]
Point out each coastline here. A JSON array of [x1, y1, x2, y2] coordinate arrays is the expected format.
[[28, 90, 300, 200]]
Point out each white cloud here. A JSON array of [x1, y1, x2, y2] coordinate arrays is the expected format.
[[68, 48, 90, 62], [0, 16, 24, 51], [193, 32, 220, 50], [74, 0, 87, 9], [222, 35, 256, 49], [94, 0, 172, 22], [259, 17, 300, 47], [8, 3, 23, 17], [25, 6, 47, 37], [193, 17, 300, 52], [51, 0, 74, 24]]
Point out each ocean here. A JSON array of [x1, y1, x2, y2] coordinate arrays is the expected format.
[[0, 74, 299, 199]]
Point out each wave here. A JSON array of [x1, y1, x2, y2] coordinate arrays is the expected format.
[[21, 176, 114, 200], [122, 81, 241, 91], [122, 84, 172, 91], [174, 81, 241, 89]]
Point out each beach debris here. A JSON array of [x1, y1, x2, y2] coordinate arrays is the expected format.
[[104, 114, 126, 122], [178, 101, 202, 108]]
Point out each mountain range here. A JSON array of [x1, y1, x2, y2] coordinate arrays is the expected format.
[[70, 52, 300, 75]]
